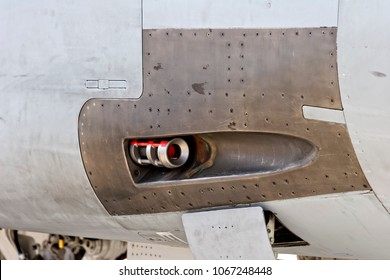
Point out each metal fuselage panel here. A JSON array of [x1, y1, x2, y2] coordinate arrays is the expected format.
[[1, 0, 390, 259], [0, 0, 159, 241], [80, 27, 369, 215], [338, 0, 390, 212]]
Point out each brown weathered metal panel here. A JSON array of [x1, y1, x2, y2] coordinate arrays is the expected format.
[[79, 28, 370, 215]]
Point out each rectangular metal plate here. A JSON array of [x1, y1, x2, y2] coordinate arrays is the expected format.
[[182, 207, 275, 259]]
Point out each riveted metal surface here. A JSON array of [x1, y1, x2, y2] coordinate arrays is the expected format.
[[79, 28, 370, 215]]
